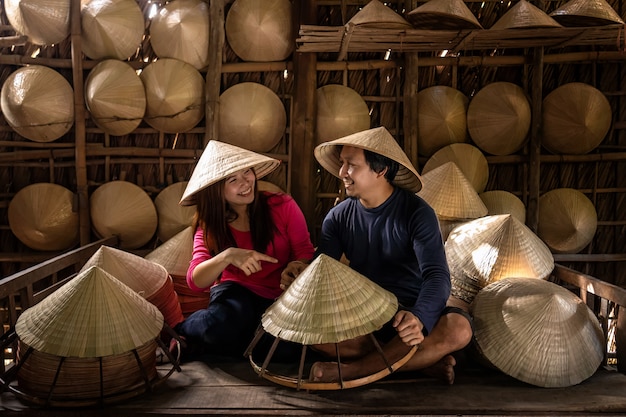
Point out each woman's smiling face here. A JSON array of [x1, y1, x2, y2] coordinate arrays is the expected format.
[[224, 168, 256, 207]]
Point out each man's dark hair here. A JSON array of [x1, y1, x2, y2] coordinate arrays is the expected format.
[[363, 149, 399, 184]]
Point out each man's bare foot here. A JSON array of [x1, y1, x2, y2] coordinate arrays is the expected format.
[[309, 361, 350, 382], [420, 355, 456, 385]]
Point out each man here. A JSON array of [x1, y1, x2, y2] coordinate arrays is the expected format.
[[282, 126, 472, 384]]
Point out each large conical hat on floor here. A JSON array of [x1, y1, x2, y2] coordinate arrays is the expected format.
[[348, 0, 412, 29], [4, 0, 70, 45], [261, 254, 398, 345], [471, 278, 605, 388], [85, 59, 146, 136], [154, 182, 195, 242], [225, 0, 293, 62], [316, 84, 371, 145], [479, 190, 526, 224], [219, 82, 287, 152], [418, 162, 487, 220], [15, 266, 164, 358], [538, 188, 598, 254], [422, 143, 488, 193], [490, 0, 562, 29], [542, 83, 611, 155], [550, 0, 624, 26], [8, 183, 79, 251], [146, 226, 194, 277], [406, 0, 483, 29], [80, 0, 145, 60], [149, 0, 210, 70], [1, 65, 74, 143]]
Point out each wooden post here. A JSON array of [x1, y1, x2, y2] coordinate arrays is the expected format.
[[527, 46, 543, 232], [403, 0, 419, 168], [205, 0, 224, 146]]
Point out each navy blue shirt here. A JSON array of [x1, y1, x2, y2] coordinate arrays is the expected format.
[[316, 187, 450, 334]]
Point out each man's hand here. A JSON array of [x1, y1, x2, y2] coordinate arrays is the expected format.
[[280, 260, 308, 290], [393, 310, 425, 347]]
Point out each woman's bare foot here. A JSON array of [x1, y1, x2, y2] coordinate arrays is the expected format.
[[420, 355, 456, 385]]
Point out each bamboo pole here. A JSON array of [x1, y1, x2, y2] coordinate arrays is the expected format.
[[526, 46, 543, 233], [205, 0, 224, 146]]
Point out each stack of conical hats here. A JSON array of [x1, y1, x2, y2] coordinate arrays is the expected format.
[[422, 143, 489, 193], [479, 190, 526, 224]]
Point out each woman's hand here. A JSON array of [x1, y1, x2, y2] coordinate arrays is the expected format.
[[393, 310, 425, 347], [280, 260, 308, 290], [226, 248, 278, 276]]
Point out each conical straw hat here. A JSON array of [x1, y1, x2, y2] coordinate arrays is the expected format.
[[471, 277, 604, 388], [550, 0, 624, 26], [490, 0, 562, 29], [4, 0, 70, 45], [316, 84, 371, 145], [180, 140, 281, 206], [479, 190, 526, 224], [261, 254, 398, 345], [538, 188, 597, 254], [15, 266, 164, 358], [314, 127, 423, 193], [219, 82, 287, 153], [417, 86, 469, 158], [0, 65, 74, 143], [418, 162, 488, 220], [8, 183, 79, 251], [146, 226, 194, 277], [85, 59, 146, 136], [225, 0, 294, 62], [89, 181, 158, 249], [80, 0, 145, 60], [446, 214, 554, 303], [467, 82, 531, 156], [348, 0, 412, 29], [422, 143, 488, 193], [149, 0, 210, 70], [140, 58, 205, 133], [542, 83, 611, 155], [258, 180, 285, 194], [154, 182, 195, 242], [406, 0, 483, 29], [81, 245, 169, 298]]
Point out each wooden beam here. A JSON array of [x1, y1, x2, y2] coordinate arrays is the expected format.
[[526, 46, 543, 233], [205, 0, 224, 146]]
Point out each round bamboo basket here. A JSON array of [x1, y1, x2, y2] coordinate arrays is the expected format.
[[4, 0, 70, 45], [422, 143, 488, 193], [490, 0, 562, 29], [154, 182, 195, 243], [347, 0, 412, 29], [550, 0, 624, 26], [316, 84, 370, 145], [406, 0, 483, 29]]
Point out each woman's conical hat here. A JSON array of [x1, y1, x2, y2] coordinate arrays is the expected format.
[[479, 190, 526, 224], [347, 0, 412, 29], [180, 140, 281, 206], [406, 0, 483, 29], [80, 0, 145, 60], [261, 254, 398, 345], [542, 83, 611, 155], [219, 82, 287, 153], [8, 183, 79, 251], [550, 0, 624, 26], [140, 58, 205, 133], [149, 0, 210, 70], [467, 82, 531, 156], [154, 182, 195, 243], [225, 0, 293, 62], [15, 266, 164, 358], [471, 278, 604, 388], [89, 181, 158, 249], [85, 59, 146, 136], [146, 226, 194, 277], [4, 0, 70, 45], [490, 0, 562, 29], [314, 127, 423, 193], [538, 188, 598, 254], [422, 143, 488, 193], [1, 65, 74, 143], [316, 84, 371, 145], [418, 162, 488, 220]]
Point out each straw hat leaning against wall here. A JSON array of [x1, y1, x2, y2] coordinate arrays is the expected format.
[[479, 190, 526, 224], [316, 84, 371, 145], [154, 182, 195, 243], [421, 143, 488, 193], [4, 0, 70, 45]]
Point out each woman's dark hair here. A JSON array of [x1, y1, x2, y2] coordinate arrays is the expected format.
[[363, 149, 399, 184]]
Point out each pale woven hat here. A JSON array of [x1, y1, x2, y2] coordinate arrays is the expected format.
[[550, 0, 624, 26], [406, 0, 483, 29], [80, 0, 145, 60], [446, 214, 554, 304], [4, 0, 70, 45], [467, 82, 531, 156], [89, 181, 158, 249], [417, 86, 469, 158], [149, 0, 210, 70], [314, 127, 423, 193], [180, 140, 281, 206], [85, 59, 146, 136], [479, 190, 526, 224], [225, 0, 294, 62], [422, 143, 488, 193], [154, 182, 195, 243], [15, 266, 164, 358], [542, 83, 611, 155], [316, 84, 371, 145], [471, 277, 604, 388], [258, 180, 285, 194], [347, 0, 412, 29], [261, 254, 398, 345], [146, 226, 194, 277], [1, 65, 74, 143], [219, 82, 287, 153], [8, 183, 79, 251], [140, 58, 205, 133], [490, 0, 562, 29], [538, 188, 598, 254], [418, 162, 488, 220]]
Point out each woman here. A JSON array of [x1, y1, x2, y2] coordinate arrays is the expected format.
[[175, 140, 314, 359]]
